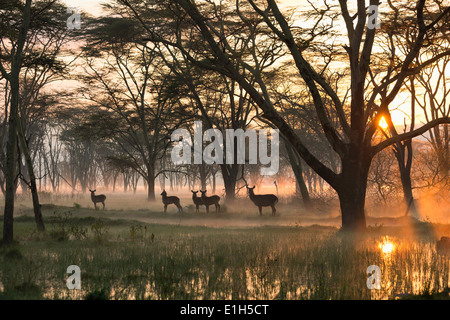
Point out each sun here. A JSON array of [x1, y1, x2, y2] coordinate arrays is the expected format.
[[378, 116, 389, 130]]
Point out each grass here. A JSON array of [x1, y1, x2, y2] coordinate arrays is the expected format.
[[0, 204, 449, 300]]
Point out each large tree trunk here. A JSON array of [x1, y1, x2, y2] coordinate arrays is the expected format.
[[220, 164, 239, 203], [147, 180, 155, 200], [147, 166, 155, 201], [338, 184, 367, 232], [337, 151, 371, 232], [3, 81, 19, 244]]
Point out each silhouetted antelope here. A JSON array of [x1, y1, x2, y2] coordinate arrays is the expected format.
[[89, 189, 106, 210], [191, 190, 204, 213], [161, 190, 183, 213], [200, 190, 220, 213], [246, 186, 278, 216]]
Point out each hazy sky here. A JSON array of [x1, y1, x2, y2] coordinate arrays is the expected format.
[[62, 0, 104, 16], [59, 0, 434, 127], [61, 0, 313, 16]]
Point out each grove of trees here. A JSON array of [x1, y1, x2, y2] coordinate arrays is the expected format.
[[1, 0, 449, 243]]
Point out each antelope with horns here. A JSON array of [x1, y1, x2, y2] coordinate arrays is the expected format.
[[89, 189, 106, 210], [191, 190, 204, 213], [246, 186, 278, 216], [161, 190, 183, 213], [200, 190, 220, 213]]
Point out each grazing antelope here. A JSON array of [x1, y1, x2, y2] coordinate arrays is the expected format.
[[246, 185, 278, 216], [191, 190, 204, 213], [200, 190, 220, 213], [161, 190, 183, 213], [89, 189, 106, 210]]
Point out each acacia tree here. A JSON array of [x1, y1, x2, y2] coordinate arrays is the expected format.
[[163, 66, 263, 202], [412, 51, 449, 183], [35, 95, 75, 194], [269, 66, 346, 204], [57, 106, 98, 193], [0, 0, 74, 241], [368, 147, 399, 206], [120, 0, 450, 231], [113, 0, 287, 202], [79, 16, 185, 200], [39, 120, 64, 192], [370, 0, 450, 218], [0, 0, 32, 243]]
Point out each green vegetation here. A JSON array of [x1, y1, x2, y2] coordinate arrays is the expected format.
[[0, 206, 449, 300]]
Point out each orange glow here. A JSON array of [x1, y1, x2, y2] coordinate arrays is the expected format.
[[379, 116, 389, 130], [379, 237, 395, 255]]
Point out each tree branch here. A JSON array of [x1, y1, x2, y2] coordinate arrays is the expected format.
[[372, 117, 450, 155]]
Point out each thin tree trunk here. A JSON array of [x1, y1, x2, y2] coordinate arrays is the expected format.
[[112, 172, 118, 192], [394, 140, 420, 218], [38, 149, 42, 192], [2, 0, 32, 244], [199, 163, 207, 191], [17, 119, 45, 231], [123, 173, 128, 192], [3, 80, 19, 244], [285, 142, 310, 205], [212, 169, 216, 194], [394, 77, 420, 219]]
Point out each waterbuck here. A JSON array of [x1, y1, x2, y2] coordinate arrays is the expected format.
[[161, 190, 183, 213], [200, 190, 220, 213], [246, 186, 278, 216], [191, 190, 204, 213], [89, 189, 106, 210]]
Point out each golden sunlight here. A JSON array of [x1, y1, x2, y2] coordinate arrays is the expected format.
[[379, 237, 395, 255], [378, 116, 389, 130]]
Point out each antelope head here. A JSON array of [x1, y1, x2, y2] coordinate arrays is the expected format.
[[246, 185, 255, 195]]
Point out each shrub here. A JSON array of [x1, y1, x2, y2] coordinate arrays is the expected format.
[[3, 248, 23, 260], [49, 211, 72, 241], [85, 288, 110, 300], [91, 221, 109, 243], [129, 224, 147, 242], [69, 225, 88, 240]]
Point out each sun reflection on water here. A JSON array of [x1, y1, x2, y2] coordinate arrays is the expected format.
[[378, 236, 395, 255]]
